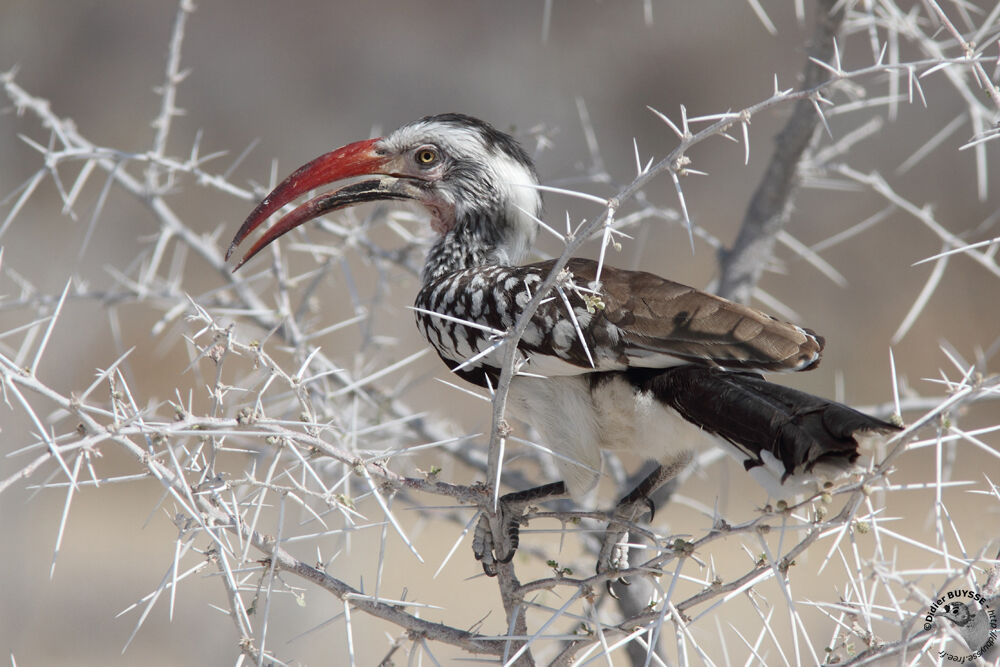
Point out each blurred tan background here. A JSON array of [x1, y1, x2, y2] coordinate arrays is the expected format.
[[1, 1, 998, 664]]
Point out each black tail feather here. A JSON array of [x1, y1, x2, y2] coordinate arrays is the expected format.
[[631, 365, 900, 480]]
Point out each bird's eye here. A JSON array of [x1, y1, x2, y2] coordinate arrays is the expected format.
[[415, 147, 438, 165]]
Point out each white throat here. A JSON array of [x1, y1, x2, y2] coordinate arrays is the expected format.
[[488, 152, 540, 265]]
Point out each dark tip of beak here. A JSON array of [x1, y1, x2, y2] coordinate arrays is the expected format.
[[227, 137, 385, 269]]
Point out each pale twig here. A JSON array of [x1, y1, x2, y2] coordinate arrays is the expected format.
[[913, 235, 1000, 265], [836, 165, 1000, 279], [891, 249, 948, 344], [147, 0, 195, 191], [717, 0, 845, 303], [746, 0, 777, 35], [3, 4, 1000, 665]]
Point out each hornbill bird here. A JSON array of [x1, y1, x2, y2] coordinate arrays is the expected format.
[[227, 113, 899, 576]]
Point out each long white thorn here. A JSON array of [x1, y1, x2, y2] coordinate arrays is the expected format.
[[31, 279, 72, 376]]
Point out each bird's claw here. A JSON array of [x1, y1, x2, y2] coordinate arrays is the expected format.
[[472, 514, 498, 576], [472, 500, 523, 576], [472, 512, 500, 575], [597, 488, 657, 595], [471, 482, 567, 576], [643, 497, 656, 522], [600, 533, 634, 599]]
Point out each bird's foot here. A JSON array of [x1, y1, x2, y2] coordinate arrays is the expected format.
[[472, 482, 567, 576], [597, 494, 655, 597], [597, 455, 693, 594], [472, 506, 520, 576]]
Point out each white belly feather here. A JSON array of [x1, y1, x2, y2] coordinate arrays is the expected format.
[[508, 374, 716, 499]]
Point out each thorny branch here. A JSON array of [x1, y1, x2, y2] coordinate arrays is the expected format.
[[716, 0, 845, 304], [2, 1, 1000, 665]]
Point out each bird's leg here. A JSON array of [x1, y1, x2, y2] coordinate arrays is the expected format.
[[473, 481, 568, 576], [598, 452, 692, 593]]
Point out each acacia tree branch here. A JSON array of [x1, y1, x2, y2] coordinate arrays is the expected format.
[[716, 0, 845, 304], [3, 2, 1000, 662], [0, 68, 477, 485], [0, 346, 507, 657]]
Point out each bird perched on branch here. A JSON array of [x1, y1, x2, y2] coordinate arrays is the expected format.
[[228, 113, 899, 576]]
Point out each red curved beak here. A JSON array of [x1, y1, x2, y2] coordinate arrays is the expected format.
[[227, 137, 401, 270]]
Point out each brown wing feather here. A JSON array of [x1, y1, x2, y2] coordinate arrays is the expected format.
[[522, 258, 823, 373]]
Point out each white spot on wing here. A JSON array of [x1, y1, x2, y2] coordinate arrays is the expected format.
[[470, 290, 484, 317], [493, 290, 509, 316], [522, 323, 543, 346], [453, 328, 473, 359], [551, 320, 574, 350]]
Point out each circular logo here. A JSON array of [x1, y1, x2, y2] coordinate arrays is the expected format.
[[923, 589, 997, 661]]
